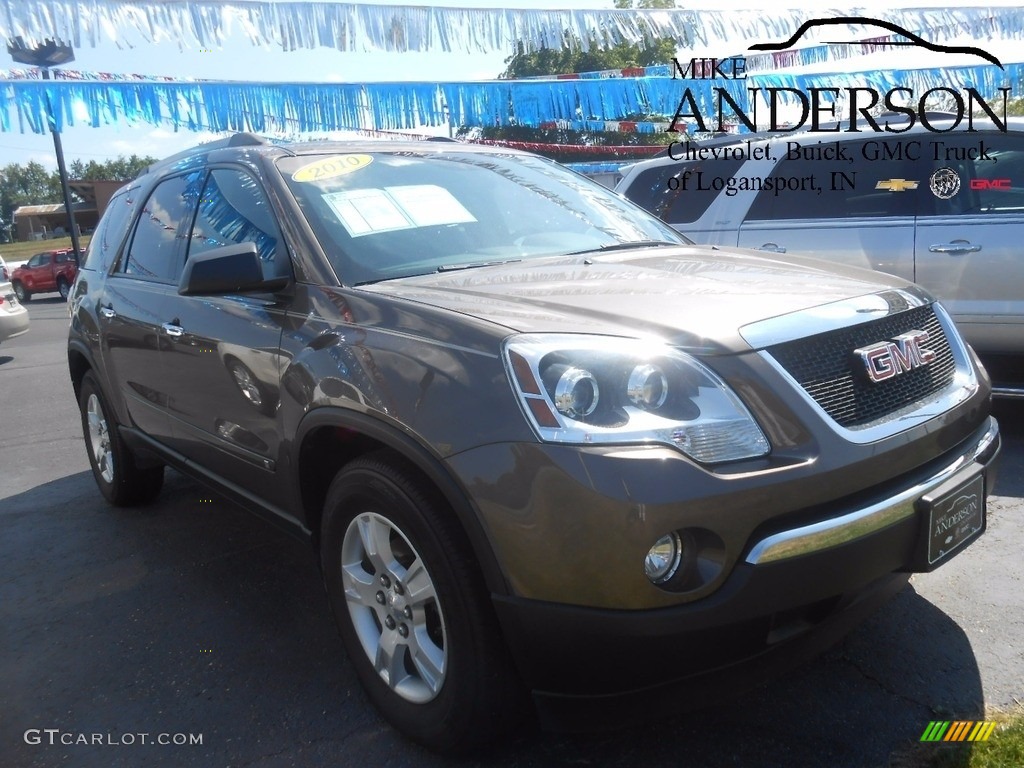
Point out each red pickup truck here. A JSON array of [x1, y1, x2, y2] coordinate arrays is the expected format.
[[11, 249, 79, 301]]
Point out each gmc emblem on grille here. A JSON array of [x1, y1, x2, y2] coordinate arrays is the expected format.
[[855, 330, 937, 383]]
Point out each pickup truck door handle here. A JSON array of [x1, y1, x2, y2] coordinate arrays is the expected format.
[[929, 241, 982, 254], [161, 322, 185, 338], [758, 243, 787, 254], [99, 305, 116, 319]]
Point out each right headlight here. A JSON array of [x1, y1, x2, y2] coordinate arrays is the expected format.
[[503, 334, 769, 464]]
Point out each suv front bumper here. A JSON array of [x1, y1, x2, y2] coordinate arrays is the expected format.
[[446, 416, 1000, 711]]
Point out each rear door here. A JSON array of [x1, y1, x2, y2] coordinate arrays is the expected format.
[[98, 170, 204, 441], [913, 131, 1024, 354]]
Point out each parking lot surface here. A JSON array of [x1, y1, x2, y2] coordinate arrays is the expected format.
[[2, 299, 1021, 767]]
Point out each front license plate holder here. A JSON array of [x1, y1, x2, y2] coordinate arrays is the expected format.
[[913, 466, 985, 572]]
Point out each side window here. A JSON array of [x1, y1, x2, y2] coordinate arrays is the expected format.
[[56, 252, 72, 264], [123, 171, 204, 282], [187, 169, 289, 280], [27, 254, 46, 268], [623, 159, 744, 224], [933, 134, 1024, 216], [82, 186, 139, 272], [745, 141, 921, 221]]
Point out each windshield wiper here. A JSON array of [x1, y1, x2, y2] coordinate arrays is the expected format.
[[568, 240, 681, 255], [437, 259, 521, 273]]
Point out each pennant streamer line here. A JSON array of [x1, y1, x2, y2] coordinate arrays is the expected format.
[[3, 2, 1024, 56]]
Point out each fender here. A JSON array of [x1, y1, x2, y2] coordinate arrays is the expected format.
[[292, 406, 511, 597]]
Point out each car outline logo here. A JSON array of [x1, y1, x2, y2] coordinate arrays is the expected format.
[[875, 179, 920, 192], [748, 16, 1003, 70]]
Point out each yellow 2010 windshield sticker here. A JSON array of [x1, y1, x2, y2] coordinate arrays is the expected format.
[[291, 154, 373, 182]]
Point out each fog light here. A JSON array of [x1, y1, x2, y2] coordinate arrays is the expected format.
[[644, 532, 682, 584]]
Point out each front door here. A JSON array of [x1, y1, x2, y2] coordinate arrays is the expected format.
[[159, 167, 293, 507]]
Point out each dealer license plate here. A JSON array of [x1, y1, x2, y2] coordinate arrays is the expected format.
[[920, 471, 985, 568]]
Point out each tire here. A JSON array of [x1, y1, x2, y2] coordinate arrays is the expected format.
[[320, 454, 525, 754], [12, 281, 29, 302], [57, 277, 70, 301], [79, 371, 165, 506]]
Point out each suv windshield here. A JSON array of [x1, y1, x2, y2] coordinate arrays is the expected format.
[[277, 149, 687, 285]]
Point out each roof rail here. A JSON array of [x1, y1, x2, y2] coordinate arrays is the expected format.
[[135, 132, 275, 177]]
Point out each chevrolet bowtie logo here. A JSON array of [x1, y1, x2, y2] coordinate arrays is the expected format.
[[875, 179, 920, 192]]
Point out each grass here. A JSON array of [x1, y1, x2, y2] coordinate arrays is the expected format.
[[890, 706, 1024, 768], [1, 236, 91, 263]]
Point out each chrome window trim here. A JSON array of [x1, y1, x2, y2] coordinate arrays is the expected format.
[[739, 287, 932, 349], [755, 303, 978, 444]]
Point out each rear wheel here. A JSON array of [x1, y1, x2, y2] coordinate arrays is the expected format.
[[57, 277, 70, 301], [320, 454, 525, 753], [79, 371, 164, 506], [12, 281, 29, 302]]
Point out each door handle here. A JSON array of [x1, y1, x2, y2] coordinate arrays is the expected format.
[[161, 322, 184, 338], [929, 241, 981, 254], [99, 305, 116, 319], [759, 243, 787, 254]]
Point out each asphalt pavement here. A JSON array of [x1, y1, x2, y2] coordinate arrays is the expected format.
[[1, 298, 1021, 768]]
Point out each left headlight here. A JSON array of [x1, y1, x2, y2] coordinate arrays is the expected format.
[[503, 334, 769, 464]]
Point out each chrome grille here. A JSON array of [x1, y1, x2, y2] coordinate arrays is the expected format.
[[766, 305, 957, 428]]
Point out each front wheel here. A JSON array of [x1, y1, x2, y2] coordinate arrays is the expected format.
[[12, 281, 29, 302], [79, 371, 164, 506], [320, 454, 525, 753]]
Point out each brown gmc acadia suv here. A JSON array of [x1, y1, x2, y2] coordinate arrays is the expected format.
[[68, 134, 1000, 753]]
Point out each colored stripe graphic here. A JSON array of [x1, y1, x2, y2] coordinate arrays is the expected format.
[[945, 721, 970, 741], [920, 720, 997, 742], [921, 721, 950, 741], [971, 722, 997, 742]]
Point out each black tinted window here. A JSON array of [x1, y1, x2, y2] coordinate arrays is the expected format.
[[124, 171, 203, 281], [187, 169, 288, 279], [82, 186, 137, 272], [623, 159, 744, 224], [746, 140, 921, 221], [931, 134, 1024, 216]]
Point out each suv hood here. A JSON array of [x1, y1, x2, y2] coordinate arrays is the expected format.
[[362, 245, 914, 354]]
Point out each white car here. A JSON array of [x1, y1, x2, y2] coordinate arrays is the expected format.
[[0, 279, 30, 345]]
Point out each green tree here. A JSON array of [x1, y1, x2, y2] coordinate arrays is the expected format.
[[461, 0, 680, 159], [68, 154, 156, 181], [0, 155, 156, 239], [0, 161, 62, 233]]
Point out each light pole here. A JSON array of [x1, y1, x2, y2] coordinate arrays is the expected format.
[[7, 36, 82, 261]]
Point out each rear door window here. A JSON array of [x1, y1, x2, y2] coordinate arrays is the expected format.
[[745, 140, 922, 222], [623, 159, 744, 224]]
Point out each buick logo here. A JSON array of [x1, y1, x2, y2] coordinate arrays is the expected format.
[[855, 330, 936, 383], [930, 168, 961, 199]]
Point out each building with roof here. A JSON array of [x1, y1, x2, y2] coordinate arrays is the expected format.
[[12, 180, 124, 241]]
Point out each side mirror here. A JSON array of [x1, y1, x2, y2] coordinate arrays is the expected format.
[[178, 242, 289, 296]]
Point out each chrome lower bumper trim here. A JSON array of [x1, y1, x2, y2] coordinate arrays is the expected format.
[[993, 386, 1024, 399], [745, 418, 999, 565]]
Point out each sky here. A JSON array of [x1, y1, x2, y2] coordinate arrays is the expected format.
[[1, 0, 1021, 170]]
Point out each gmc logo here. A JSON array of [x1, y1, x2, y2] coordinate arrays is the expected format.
[[855, 330, 936, 383], [970, 178, 1011, 190]]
